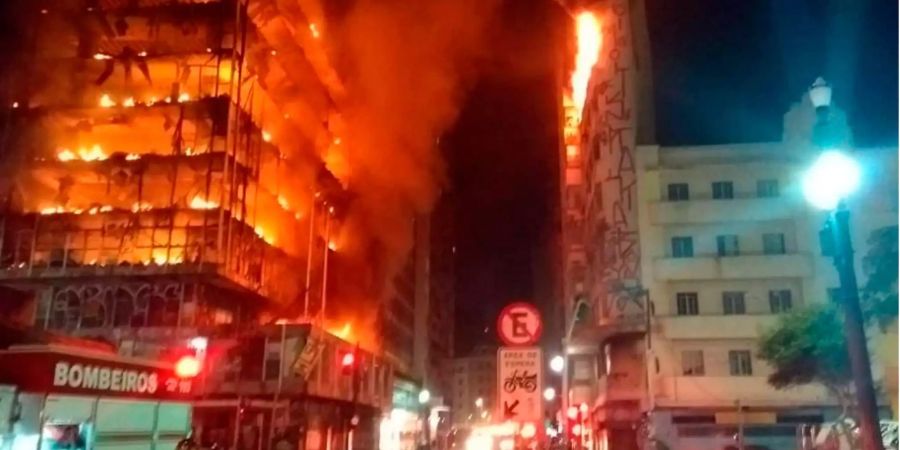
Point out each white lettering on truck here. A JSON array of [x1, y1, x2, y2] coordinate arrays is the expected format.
[[52, 361, 159, 394]]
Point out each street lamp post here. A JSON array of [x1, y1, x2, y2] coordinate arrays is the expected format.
[[419, 389, 431, 450], [804, 78, 884, 450]]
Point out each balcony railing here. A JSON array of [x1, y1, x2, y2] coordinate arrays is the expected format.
[[653, 253, 813, 281], [654, 375, 831, 408], [649, 196, 801, 225], [0, 208, 304, 304]]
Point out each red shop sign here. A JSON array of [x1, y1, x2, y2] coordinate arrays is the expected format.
[[0, 345, 194, 400]]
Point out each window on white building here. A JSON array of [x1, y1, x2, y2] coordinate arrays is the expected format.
[[757, 179, 780, 197], [667, 183, 690, 201], [717, 235, 739, 256], [722, 291, 746, 315], [712, 181, 734, 199], [728, 350, 753, 376], [681, 350, 705, 376], [672, 236, 694, 258], [763, 233, 786, 255], [769, 289, 793, 313], [676, 292, 699, 316]]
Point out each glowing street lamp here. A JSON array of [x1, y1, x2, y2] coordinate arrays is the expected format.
[[549, 355, 564, 373], [543, 387, 556, 402], [475, 397, 484, 409], [802, 150, 861, 210], [804, 77, 883, 450], [418, 389, 431, 405]]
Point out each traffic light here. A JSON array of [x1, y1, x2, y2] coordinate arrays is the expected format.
[[340, 349, 356, 376], [172, 336, 207, 379], [175, 354, 202, 378]]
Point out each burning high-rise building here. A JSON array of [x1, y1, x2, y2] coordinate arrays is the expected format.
[[0, 0, 492, 448], [0, 1, 405, 449]]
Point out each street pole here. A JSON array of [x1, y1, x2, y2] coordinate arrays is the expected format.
[[643, 290, 655, 412], [303, 200, 317, 319], [349, 343, 361, 450], [321, 208, 331, 321], [561, 297, 586, 450], [561, 344, 570, 448], [269, 322, 287, 449], [830, 204, 884, 450]]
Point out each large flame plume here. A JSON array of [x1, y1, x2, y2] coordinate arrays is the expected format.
[[567, 11, 602, 123]]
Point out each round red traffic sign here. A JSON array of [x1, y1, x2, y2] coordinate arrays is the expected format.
[[496, 302, 543, 346]]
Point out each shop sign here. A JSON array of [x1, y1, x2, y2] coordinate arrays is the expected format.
[[0, 347, 192, 400]]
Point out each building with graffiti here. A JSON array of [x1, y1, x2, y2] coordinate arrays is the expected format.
[[555, 3, 897, 450], [0, 1, 458, 449]]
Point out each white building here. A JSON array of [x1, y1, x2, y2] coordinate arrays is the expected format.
[[635, 141, 897, 450]]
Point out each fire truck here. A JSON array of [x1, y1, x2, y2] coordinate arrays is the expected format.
[[0, 344, 194, 450]]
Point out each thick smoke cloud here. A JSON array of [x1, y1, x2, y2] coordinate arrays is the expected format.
[[327, 0, 498, 325]]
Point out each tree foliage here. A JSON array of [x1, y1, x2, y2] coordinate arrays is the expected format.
[[861, 225, 899, 331], [758, 304, 851, 390], [758, 224, 897, 400]]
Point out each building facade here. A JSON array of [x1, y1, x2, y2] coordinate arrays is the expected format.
[[419, 194, 457, 403], [555, 3, 897, 450], [0, 2, 400, 450], [450, 346, 497, 428], [635, 142, 897, 450]]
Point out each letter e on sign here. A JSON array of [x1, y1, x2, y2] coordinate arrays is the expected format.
[[497, 302, 542, 346]]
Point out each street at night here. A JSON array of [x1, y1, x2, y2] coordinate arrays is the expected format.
[[0, 2, 896, 450]]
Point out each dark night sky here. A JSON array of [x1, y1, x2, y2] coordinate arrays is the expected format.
[[448, 0, 898, 355]]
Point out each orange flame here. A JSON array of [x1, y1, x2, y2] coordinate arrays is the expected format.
[[151, 249, 184, 265], [99, 94, 115, 108], [57, 145, 109, 162], [254, 226, 275, 245], [569, 12, 602, 123], [189, 195, 218, 210], [327, 322, 352, 340]]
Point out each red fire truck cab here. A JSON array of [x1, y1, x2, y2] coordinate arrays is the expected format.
[[0, 345, 194, 450]]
